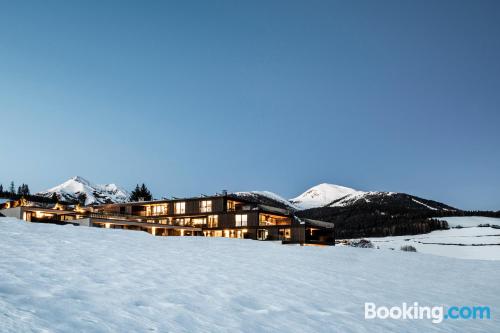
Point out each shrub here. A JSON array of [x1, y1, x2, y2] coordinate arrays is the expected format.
[[349, 239, 374, 248], [400, 245, 417, 252]]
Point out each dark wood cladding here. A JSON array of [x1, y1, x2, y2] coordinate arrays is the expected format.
[[57, 194, 334, 245]]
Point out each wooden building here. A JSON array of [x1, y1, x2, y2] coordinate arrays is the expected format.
[[0, 194, 335, 245]]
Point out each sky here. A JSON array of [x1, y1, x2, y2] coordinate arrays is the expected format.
[[0, 0, 499, 210]]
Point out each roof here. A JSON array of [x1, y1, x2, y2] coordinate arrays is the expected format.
[[295, 216, 334, 229], [94, 194, 229, 207]]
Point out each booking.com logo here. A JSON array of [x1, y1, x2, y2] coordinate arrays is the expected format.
[[365, 302, 491, 324]]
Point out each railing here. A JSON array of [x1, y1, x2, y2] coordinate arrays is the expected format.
[[89, 212, 207, 228], [90, 211, 143, 219]]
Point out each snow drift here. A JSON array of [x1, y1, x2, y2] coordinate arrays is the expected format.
[[0, 217, 499, 332]]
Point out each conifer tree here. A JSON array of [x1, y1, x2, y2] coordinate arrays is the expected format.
[[9, 181, 15, 195], [140, 183, 153, 201], [77, 192, 87, 206]]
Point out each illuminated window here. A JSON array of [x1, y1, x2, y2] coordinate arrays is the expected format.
[[174, 202, 185, 214], [200, 200, 212, 213], [279, 228, 291, 240], [174, 218, 190, 226], [227, 200, 236, 211], [259, 214, 290, 226], [235, 214, 247, 227], [208, 215, 218, 228], [192, 217, 207, 225], [146, 204, 167, 216]]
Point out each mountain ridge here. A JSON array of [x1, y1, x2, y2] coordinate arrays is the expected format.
[[37, 176, 129, 205]]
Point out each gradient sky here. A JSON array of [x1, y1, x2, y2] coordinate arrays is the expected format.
[[1, 0, 499, 210]]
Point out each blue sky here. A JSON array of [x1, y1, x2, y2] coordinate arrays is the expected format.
[[0, 0, 499, 210]]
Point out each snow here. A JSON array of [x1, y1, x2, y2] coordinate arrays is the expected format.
[[234, 191, 300, 210], [1, 217, 499, 332], [290, 183, 364, 209], [412, 198, 438, 210], [439, 216, 500, 228], [37, 176, 129, 205], [328, 191, 386, 207], [365, 217, 500, 261]]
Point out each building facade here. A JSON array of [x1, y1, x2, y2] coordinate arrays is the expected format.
[[1, 194, 335, 245]]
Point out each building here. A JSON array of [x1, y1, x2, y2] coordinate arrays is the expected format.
[[0, 194, 335, 245]]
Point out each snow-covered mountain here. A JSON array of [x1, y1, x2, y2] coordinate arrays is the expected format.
[[37, 176, 129, 205], [290, 183, 365, 209], [233, 191, 300, 210], [234, 183, 456, 212]]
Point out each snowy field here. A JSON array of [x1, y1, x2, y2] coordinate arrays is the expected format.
[[1, 217, 499, 332], [367, 216, 500, 261]]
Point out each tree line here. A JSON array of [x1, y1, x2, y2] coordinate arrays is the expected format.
[[0, 181, 31, 197]]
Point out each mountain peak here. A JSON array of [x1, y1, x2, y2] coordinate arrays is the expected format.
[[71, 175, 89, 182], [37, 177, 129, 205], [290, 183, 364, 209]]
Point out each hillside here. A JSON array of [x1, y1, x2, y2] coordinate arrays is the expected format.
[[1, 217, 499, 332], [296, 193, 457, 238], [234, 185, 460, 238]]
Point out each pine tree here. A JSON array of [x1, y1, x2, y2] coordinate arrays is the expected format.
[[77, 192, 87, 206], [0, 184, 3, 194], [129, 184, 142, 202], [8, 181, 15, 195], [16, 184, 30, 196], [23, 184, 30, 195], [51, 193, 59, 203], [140, 183, 153, 201], [129, 183, 153, 201]]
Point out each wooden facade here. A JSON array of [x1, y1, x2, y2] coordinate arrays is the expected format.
[[0, 194, 335, 245]]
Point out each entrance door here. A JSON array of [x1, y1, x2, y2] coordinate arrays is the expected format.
[[257, 229, 268, 240]]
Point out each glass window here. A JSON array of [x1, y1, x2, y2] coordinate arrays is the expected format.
[[208, 215, 218, 228], [146, 204, 167, 216], [227, 200, 236, 211], [174, 218, 190, 226], [235, 214, 247, 227], [192, 217, 207, 225], [200, 200, 212, 213], [174, 202, 185, 214]]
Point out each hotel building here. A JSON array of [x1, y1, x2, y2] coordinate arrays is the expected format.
[[0, 194, 335, 245]]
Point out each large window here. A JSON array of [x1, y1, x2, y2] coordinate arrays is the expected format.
[[174, 202, 185, 214], [235, 214, 247, 227], [145, 204, 167, 216], [200, 200, 212, 213], [192, 217, 207, 226], [259, 214, 290, 226], [208, 215, 218, 228]]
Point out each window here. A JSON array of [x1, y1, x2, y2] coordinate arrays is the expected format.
[[279, 228, 291, 240], [174, 218, 190, 226], [235, 214, 247, 227], [227, 200, 236, 211], [200, 200, 212, 213], [146, 204, 167, 216], [174, 202, 185, 214], [192, 217, 207, 226], [259, 214, 290, 226], [208, 215, 218, 228]]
